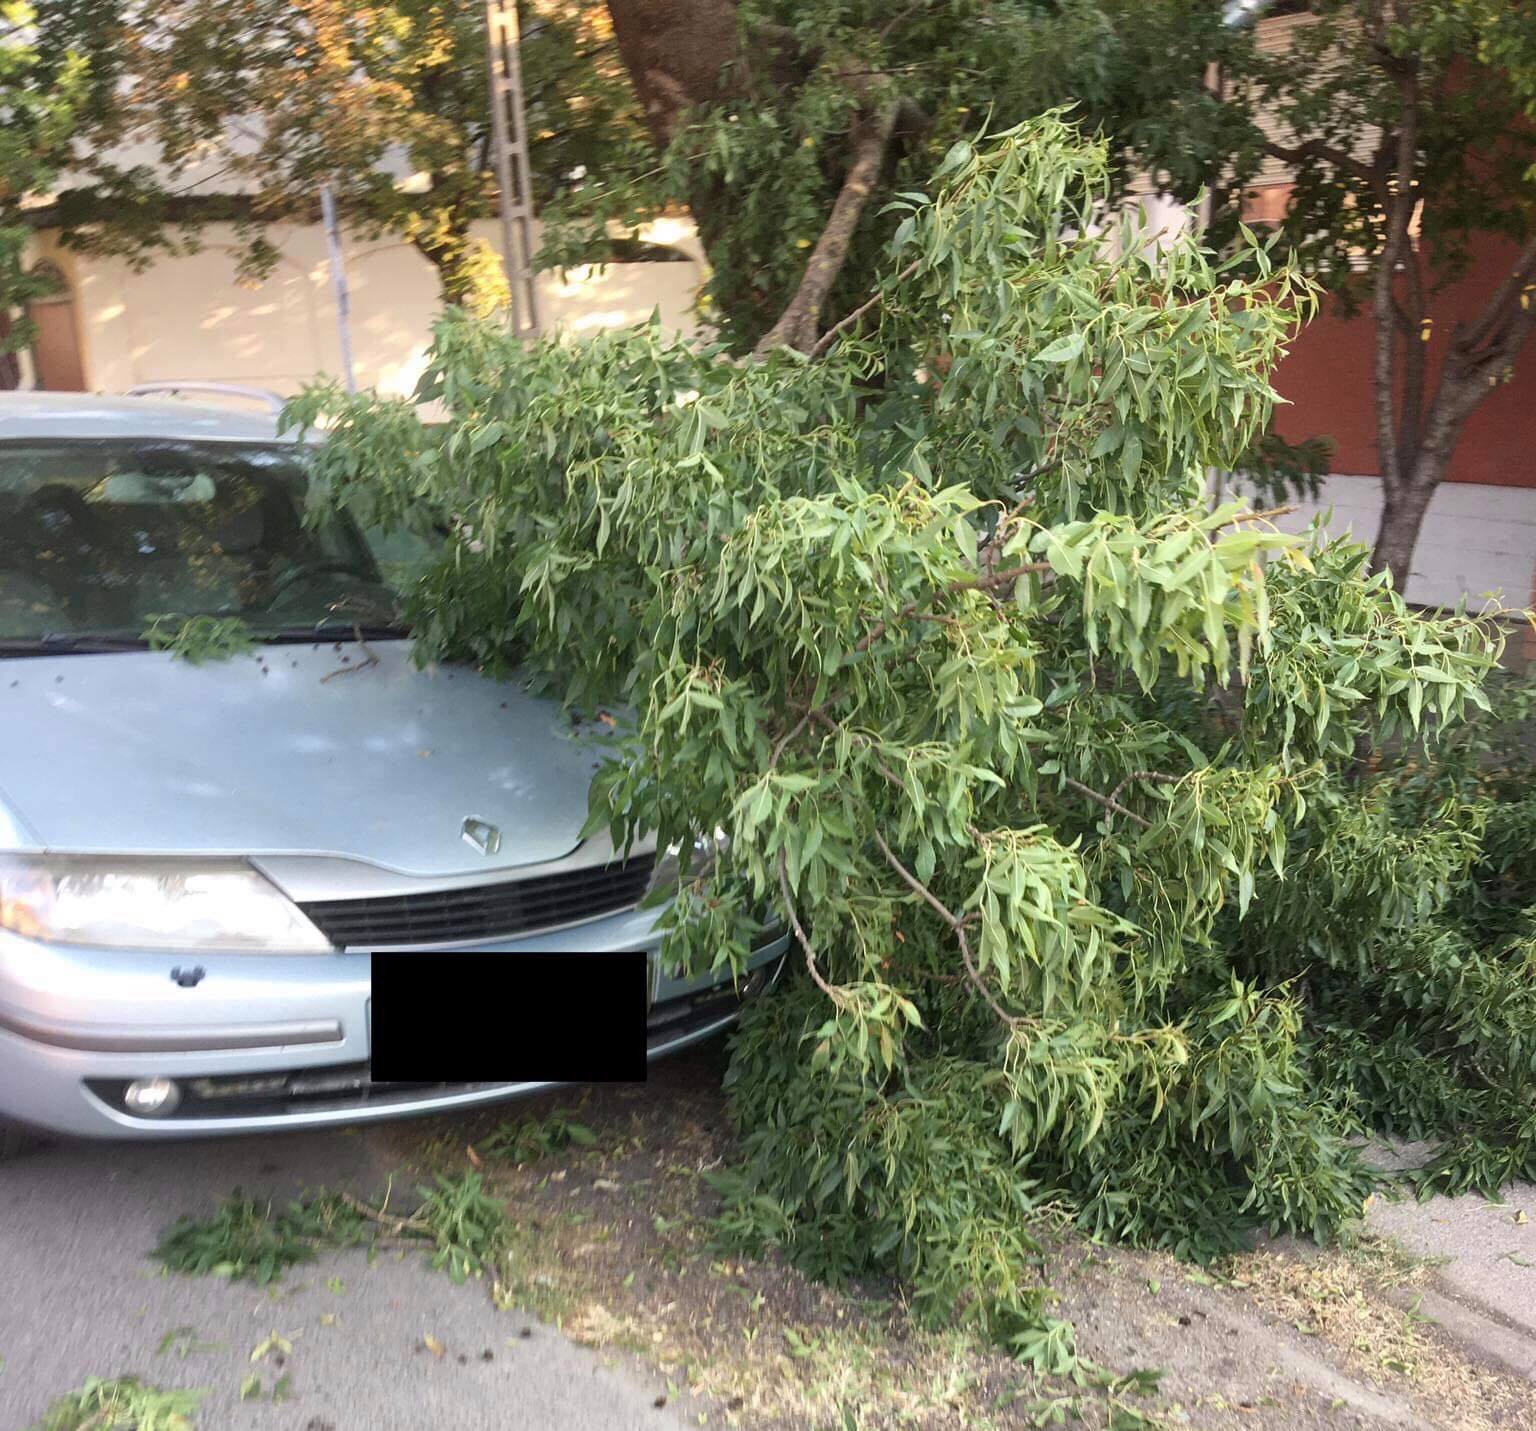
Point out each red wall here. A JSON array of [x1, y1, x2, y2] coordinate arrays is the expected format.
[[1260, 216, 1536, 489]]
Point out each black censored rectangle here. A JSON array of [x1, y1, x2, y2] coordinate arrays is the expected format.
[[368, 951, 647, 1083]]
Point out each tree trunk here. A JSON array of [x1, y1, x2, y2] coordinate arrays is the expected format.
[[603, 0, 744, 148], [1367, 474, 1438, 589], [602, 0, 818, 335]]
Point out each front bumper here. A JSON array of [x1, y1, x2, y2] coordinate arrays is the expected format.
[[0, 905, 788, 1141]]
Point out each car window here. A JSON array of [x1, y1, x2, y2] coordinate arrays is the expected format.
[[0, 439, 401, 641]]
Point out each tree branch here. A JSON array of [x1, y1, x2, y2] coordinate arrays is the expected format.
[[1262, 138, 1374, 186], [870, 827, 1022, 1030], [1455, 233, 1536, 357], [1370, 63, 1420, 494], [778, 848, 843, 1003], [1062, 776, 1152, 830], [1411, 243, 1536, 490], [1107, 770, 1180, 808], [1219, 504, 1295, 528], [807, 257, 922, 359], [1397, 238, 1428, 464], [754, 102, 902, 355]]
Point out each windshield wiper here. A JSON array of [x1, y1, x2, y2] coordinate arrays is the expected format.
[[0, 633, 151, 657], [259, 618, 411, 644]]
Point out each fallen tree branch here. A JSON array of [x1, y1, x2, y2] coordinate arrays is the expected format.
[[1219, 504, 1296, 528], [337, 1189, 431, 1236], [1107, 769, 1180, 808], [755, 102, 903, 355]]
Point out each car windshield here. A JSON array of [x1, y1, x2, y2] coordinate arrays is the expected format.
[[0, 439, 403, 646]]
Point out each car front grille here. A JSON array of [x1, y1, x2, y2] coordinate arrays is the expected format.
[[83, 958, 782, 1121], [297, 853, 655, 949]]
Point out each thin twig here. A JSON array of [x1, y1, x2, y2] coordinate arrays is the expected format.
[[808, 258, 923, 359], [871, 827, 1021, 1029], [876, 0, 929, 39], [856, 594, 934, 653], [871, 827, 958, 928], [1219, 504, 1296, 528], [1062, 776, 1152, 830], [957, 562, 1052, 591], [1106, 769, 1180, 808], [338, 1189, 430, 1235], [768, 709, 813, 771], [295, 1233, 426, 1252], [320, 621, 379, 682], [778, 848, 843, 1003]]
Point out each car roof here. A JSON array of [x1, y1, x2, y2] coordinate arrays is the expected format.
[[0, 392, 296, 445]]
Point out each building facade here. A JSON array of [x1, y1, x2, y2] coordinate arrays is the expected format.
[[20, 215, 706, 401]]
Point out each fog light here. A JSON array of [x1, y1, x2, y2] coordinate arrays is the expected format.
[[123, 1077, 180, 1117]]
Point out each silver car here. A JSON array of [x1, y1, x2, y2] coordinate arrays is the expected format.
[[0, 392, 787, 1156]]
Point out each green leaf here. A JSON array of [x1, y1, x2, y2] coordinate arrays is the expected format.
[[1036, 332, 1085, 363]]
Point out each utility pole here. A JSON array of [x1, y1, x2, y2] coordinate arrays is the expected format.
[[318, 184, 357, 391], [485, 1, 541, 338]]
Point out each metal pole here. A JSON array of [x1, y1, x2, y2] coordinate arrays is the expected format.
[[318, 184, 357, 392], [485, 0, 541, 337], [1221, 0, 1275, 29], [1196, 0, 1279, 232]]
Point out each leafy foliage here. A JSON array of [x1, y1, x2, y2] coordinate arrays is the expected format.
[[288, 118, 1521, 1366], [154, 1172, 513, 1290], [1291, 669, 1536, 1197], [153, 1189, 367, 1284], [0, 2, 86, 359], [143, 613, 256, 664], [415, 1170, 513, 1283], [32, 0, 645, 305], [478, 1106, 599, 1163], [26, 1377, 203, 1431]]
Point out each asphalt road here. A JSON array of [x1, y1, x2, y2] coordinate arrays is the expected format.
[[0, 1123, 692, 1431]]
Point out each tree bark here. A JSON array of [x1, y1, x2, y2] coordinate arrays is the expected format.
[[1367, 232, 1536, 588], [1367, 472, 1437, 585], [413, 217, 479, 309]]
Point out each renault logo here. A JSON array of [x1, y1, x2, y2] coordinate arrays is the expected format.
[[461, 817, 502, 856]]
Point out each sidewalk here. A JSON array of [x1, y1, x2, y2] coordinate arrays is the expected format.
[[1365, 1148, 1536, 1380]]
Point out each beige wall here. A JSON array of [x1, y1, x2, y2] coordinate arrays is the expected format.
[[37, 216, 705, 400]]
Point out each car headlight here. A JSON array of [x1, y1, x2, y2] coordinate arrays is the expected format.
[[0, 855, 332, 952], [644, 828, 730, 899]]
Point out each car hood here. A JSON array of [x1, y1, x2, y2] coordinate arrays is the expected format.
[[0, 642, 616, 877]]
